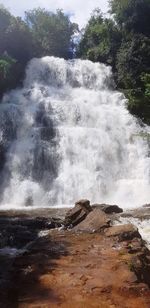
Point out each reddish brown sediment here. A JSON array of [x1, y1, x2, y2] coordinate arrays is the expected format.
[[10, 229, 150, 308]]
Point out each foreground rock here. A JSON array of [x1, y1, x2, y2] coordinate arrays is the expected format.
[[92, 203, 123, 214], [121, 204, 150, 219], [64, 199, 92, 227], [3, 227, 150, 308], [105, 224, 150, 287], [74, 208, 111, 232], [0, 202, 150, 307], [64, 200, 122, 230], [105, 224, 141, 241]]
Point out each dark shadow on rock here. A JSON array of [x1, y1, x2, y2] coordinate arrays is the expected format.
[[0, 213, 67, 307], [0, 215, 63, 249], [1, 233, 69, 307], [10, 236, 68, 304]]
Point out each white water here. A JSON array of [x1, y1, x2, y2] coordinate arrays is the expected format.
[[0, 56, 150, 209], [115, 217, 150, 249]]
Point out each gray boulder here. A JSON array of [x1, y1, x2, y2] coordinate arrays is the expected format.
[[92, 203, 123, 214]]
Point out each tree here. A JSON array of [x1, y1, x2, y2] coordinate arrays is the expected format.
[[0, 6, 79, 98], [25, 8, 78, 59], [109, 0, 150, 36], [78, 9, 121, 69], [0, 54, 16, 96], [0, 5, 12, 54], [109, 0, 150, 122], [0, 7, 34, 97], [142, 73, 150, 99], [4, 17, 33, 63], [116, 35, 150, 89], [79, 1, 150, 123]]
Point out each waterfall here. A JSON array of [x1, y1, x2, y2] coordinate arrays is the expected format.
[[0, 56, 150, 209]]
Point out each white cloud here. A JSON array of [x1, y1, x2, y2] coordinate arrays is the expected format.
[[1, 0, 109, 28]]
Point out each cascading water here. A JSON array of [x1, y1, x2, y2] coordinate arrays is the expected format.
[[0, 56, 150, 209]]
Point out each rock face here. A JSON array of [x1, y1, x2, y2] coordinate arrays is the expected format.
[[105, 224, 141, 241], [0, 216, 63, 249], [143, 204, 150, 208], [75, 199, 91, 209], [5, 225, 150, 308], [92, 203, 123, 214], [1, 203, 150, 307], [74, 208, 110, 232], [64, 201, 123, 230], [64, 199, 92, 227], [121, 206, 150, 219]]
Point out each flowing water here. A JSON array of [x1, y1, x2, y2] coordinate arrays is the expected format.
[[0, 56, 150, 209]]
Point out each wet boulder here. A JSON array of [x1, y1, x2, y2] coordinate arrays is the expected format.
[[64, 199, 92, 227], [105, 224, 141, 241], [92, 204, 123, 214], [74, 208, 111, 233], [0, 216, 64, 249], [121, 206, 150, 220]]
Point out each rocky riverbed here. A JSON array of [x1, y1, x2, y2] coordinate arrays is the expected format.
[[0, 200, 150, 307]]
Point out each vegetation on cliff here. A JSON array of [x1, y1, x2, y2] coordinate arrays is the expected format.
[[0, 5, 78, 98], [79, 0, 150, 124]]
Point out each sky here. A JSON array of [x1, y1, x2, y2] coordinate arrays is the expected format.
[[0, 0, 109, 28]]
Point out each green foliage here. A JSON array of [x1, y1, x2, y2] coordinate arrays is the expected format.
[[79, 1, 150, 124], [0, 7, 33, 97], [116, 35, 150, 89], [0, 55, 17, 96], [0, 5, 12, 54], [25, 8, 78, 58], [124, 89, 150, 124], [0, 5, 11, 29], [0, 56, 15, 78], [141, 74, 150, 99], [4, 17, 33, 63], [78, 9, 121, 69], [116, 33, 150, 123], [109, 0, 150, 36], [0, 6, 78, 98]]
